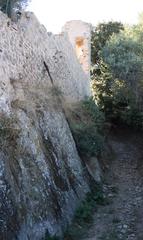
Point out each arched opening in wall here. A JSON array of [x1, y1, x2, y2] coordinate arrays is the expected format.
[[75, 37, 85, 62]]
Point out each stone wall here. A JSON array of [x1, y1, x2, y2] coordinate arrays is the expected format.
[[63, 20, 91, 80], [0, 13, 91, 111], [0, 11, 91, 239]]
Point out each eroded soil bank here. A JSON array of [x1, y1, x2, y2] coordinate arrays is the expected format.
[[84, 126, 143, 240]]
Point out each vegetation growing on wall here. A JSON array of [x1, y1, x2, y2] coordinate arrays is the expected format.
[[0, 0, 30, 18], [0, 113, 20, 149], [67, 98, 105, 159], [45, 184, 107, 240]]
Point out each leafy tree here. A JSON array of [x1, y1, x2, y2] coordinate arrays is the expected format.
[[91, 21, 125, 117], [102, 33, 143, 107], [91, 19, 143, 127], [91, 61, 113, 113], [91, 21, 124, 64]]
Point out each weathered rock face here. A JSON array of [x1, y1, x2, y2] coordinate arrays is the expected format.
[[0, 12, 91, 239]]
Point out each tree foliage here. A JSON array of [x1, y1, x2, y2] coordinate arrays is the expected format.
[[102, 34, 143, 105], [91, 61, 113, 112], [91, 21, 124, 64], [91, 18, 143, 128]]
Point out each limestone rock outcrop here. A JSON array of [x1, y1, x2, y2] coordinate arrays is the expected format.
[[0, 11, 91, 239]]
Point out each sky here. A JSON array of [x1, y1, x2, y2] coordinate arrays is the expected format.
[[28, 0, 143, 33]]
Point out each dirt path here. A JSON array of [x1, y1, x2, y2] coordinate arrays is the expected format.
[[83, 126, 143, 240]]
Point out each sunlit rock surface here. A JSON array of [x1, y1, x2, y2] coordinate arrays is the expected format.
[[0, 11, 91, 239]]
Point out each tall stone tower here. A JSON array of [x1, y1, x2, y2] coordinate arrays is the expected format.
[[63, 20, 91, 80]]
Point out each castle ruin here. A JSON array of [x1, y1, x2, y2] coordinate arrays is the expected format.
[[0, 12, 92, 240], [63, 20, 91, 80]]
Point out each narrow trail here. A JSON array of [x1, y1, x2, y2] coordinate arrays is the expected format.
[[84, 126, 143, 240]]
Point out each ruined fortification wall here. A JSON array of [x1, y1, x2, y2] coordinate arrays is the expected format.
[[0, 13, 91, 112], [0, 11, 91, 240], [63, 20, 91, 80]]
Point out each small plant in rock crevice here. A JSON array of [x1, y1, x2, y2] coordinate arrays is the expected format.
[[63, 184, 108, 240], [44, 184, 108, 240], [0, 113, 20, 151], [45, 236, 59, 240]]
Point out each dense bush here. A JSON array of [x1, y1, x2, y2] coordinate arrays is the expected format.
[[91, 21, 124, 64], [45, 184, 106, 240], [69, 98, 105, 158], [0, 113, 20, 149], [82, 98, 105, 132], [102, 34, 143, 102], [120, 107, 143, 129], [91, 19, 143, 129], [72, 123, 104, 158], [46, 236, 59, 240], [64, 184, 106, 240]]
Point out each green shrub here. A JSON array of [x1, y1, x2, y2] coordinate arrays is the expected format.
[[120, 107, 143, 129], [91, 20, 143, 129], [75, 199, 93, 223], [44, 229, 60, 240], [82, 98, 105, 132], [45, 186, 108, 240], [71, 123, 104, 158], [64, 184, 108, 240], [45, 237, 59, 240], [69, 98, 105, 158], [0, 113, 20, 150]]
